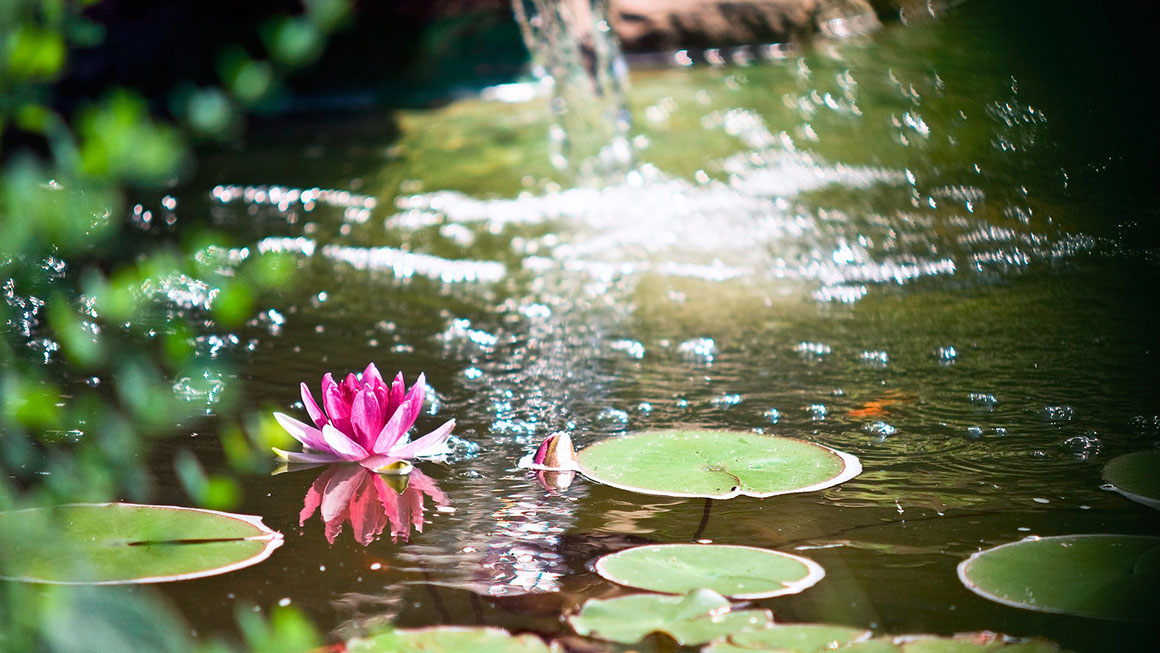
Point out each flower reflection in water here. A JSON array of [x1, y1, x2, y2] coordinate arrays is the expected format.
[[300, 464, 448, 546]]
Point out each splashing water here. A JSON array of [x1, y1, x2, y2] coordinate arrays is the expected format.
[[512, 0, 634, 183]]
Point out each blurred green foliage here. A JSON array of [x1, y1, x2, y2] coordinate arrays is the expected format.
[[1, 0, 350, 650]]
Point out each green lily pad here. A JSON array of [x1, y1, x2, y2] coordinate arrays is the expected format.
[[346, 626, 555, 652], [594, 543, 825, 599], [892, 634, 1060, 652], [890, 637, 1002, 653], [1103, 450, 1160, 509], [705, 627, 1062, 652], [957, 534, 1160, 621], [705, 623, 872, 651], [575, 430, 861, 499], [569, 588, 771, 645], [0, 503, 283, 584]]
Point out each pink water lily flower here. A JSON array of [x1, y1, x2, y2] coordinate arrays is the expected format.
[[273, 363, 455, 472]]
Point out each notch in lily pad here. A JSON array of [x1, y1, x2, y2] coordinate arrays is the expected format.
[[572, 430, 861, 499], [0, 503, 283, 584], [957, 534, 1160, 621], [569, 588, 772, 646], [595, 543, 825, 599], [1102, 450, 1160, 510]]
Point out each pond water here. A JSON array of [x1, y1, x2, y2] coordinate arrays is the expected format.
[[150, 1, 1157, 650]]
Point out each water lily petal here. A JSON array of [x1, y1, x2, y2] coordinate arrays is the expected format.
[[387, 419, 455, 460], [371, 378, 425, 454], [360, 453, 401, 472], [322, 423, 370, 461], [273, 447, 344, 465], [402, 372, 427, 422], [365, 363, 389, 414], [273, 412, 330, 451], [350, 388, 382, 450], [323, 375, 353, 436], [362, 362, 384, 390], [300, 383, 328, 429], [387, 372, 406, 415], [342, 372, 360, 397], [320, 464, 365, 522]]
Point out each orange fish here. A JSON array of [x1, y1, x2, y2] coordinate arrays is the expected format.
[[849, 390, 915, 418]]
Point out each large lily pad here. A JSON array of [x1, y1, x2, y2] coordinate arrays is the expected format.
[[705, 623, 872, 651], [957, 534, 1160, 621], [705, 627, 1062, 652], [0, 503, 283, 584], [568, 588, 771, 645], [346, 626, 555, 652], [594, 543, 825, 599], [575, 430, 861, 499], [1103, 450, 1160, 509]]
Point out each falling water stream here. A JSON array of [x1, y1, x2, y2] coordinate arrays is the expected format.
[[138, 1, 1159, 650]]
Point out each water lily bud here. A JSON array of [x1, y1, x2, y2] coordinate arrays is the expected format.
[[533, 431, 576, 469]]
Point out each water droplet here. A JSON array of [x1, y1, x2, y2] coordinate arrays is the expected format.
[[596, 407, 629, 426], [677, 337, 716, 363], [795, 341, 831, 357], [865, 421, 897, 439], [968, 392, 998, 409], [610, 339, 645, 359], [1040, 405, 1074, 422], [711, 393, 742, 409], [1062, 433, 1101, 460]]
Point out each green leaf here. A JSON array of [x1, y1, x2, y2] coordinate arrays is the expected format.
[[39, 585, 192, 653], [705, 624, 872, 652], [0, 503, 282, 584], [2, 374, 62, 429], [595, 543, 825, 599], [228, 59, 275, 106], [347, 626, 556, 652], [267, 17, 323, 67], [957, 534, 1160, 621], [4, 25, 66, 80], [705, 628, 1063, 652], [1103, 450, 1160, 509], [575, 430, 861, 499], [568, 588, 771, 645], [211, 279, 254, 327], [76, 91, 185, 186], [185, 87, 235, 138]]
